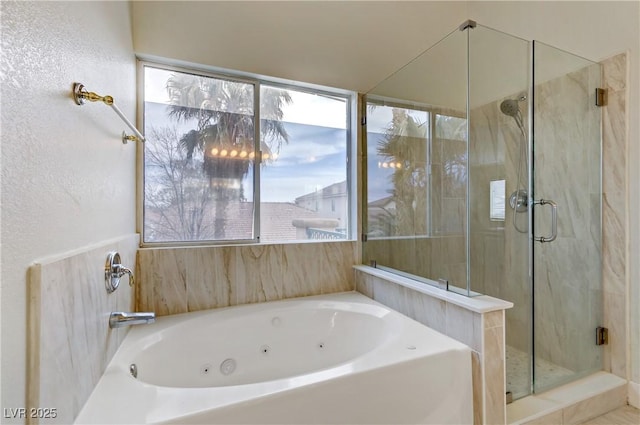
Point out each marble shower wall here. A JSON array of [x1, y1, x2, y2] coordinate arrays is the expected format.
[[472, 53, 628, 380], [27, 234, 138, 425], [532, 62, 603, 374], [475, 64, 601, 374], [468, 97, 531, 353], [600, 53, 628, 380], [363, 236, 466, 288], [137, 241, 356, 315]]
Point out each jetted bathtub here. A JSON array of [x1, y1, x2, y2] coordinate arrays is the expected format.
[[75, 292, 472, 424]]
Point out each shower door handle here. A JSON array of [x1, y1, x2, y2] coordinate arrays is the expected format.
[[534, 199, 557, 243]]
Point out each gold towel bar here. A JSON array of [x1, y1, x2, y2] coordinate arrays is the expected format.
[[73, 82, 145, 144]]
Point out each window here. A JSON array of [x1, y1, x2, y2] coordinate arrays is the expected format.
[[141, 63, 354, 244]]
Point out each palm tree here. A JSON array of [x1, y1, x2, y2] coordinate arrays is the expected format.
[[165, 73, 292, 239], [377, 108, 428, 236]]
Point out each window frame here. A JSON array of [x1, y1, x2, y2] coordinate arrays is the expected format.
[[136, 59, 357, 247]]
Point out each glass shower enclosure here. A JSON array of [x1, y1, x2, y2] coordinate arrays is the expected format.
[[363, 21, 603, 399]]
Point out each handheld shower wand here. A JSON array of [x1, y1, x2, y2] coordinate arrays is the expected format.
[[500, 96, 528, 233]]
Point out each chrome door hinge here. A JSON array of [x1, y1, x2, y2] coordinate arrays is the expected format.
[[361, 233, 368, 242], [595, 88, 607, 107], [361, 116, 367, 126], [596, 326, 609, 345]]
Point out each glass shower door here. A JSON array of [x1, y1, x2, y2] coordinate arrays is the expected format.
[[531, 41, 603, 393]]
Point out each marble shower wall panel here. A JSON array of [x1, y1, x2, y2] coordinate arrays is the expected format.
[[384, 238, 418, 276], [468, 97, 529, 353], [601, 53, 628, 380], [137, 241, 356, 315], [434, 236, 467, 288], [533, 64, 602, 372], [362, 236, 466, 287], [27, 234, 139, 425], [501, 109, 530, 354], [433, 136, 468, 239]]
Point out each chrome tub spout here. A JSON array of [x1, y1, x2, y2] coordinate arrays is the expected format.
[[109, 312, 155, 329]]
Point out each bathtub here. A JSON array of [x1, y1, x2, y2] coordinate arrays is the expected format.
[[75, 292, 472, 424]]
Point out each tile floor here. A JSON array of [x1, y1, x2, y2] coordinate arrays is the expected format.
[[577, 405, 640, 425]]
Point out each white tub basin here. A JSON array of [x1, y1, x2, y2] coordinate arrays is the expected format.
[[76, 292, 472, 424]]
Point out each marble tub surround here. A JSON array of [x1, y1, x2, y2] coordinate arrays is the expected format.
[[355, 266, 512, 425], [27, 234, 139, 425], [137, 241, 356, 315]]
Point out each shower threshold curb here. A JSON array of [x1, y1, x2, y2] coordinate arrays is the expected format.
[[507, 372, 627, 425]]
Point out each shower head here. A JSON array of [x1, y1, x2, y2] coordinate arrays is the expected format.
[[500, 99, 521, 117], [501, 97, 527, 137]]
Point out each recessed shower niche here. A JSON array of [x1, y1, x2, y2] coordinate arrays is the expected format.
[[362, 20, 603, 399]]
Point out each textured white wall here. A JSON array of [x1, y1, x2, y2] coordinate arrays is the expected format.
[[0, 1, 136, 417], [469, 0, 640, 388]]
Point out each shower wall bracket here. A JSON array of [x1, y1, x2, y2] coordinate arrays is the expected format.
[[595, 88, 607, 107], [596, 327, 609, 345], [458, 19, 477, 31], [72, 82, 145, 144]]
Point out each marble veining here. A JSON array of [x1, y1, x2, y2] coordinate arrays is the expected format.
[[562, 386, 627, 425], [526, 61, 604, 379], [186, 247, 234, 311], [356, 51, 628, 424], [28, 234, 139, 425], [137, 241, 356, 314], [484, 325, 506, 425], [600, 53, 628, 381], [577, 405, 640, 425]]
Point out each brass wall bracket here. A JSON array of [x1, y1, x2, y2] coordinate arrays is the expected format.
[[73, 83, 113, 106], [72, 82, 145, 143]]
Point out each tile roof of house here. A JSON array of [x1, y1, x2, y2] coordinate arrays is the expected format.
[[145, 201, 326, 242]]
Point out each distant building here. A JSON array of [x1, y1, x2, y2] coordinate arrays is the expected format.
[[294, 180, 348, 229]]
